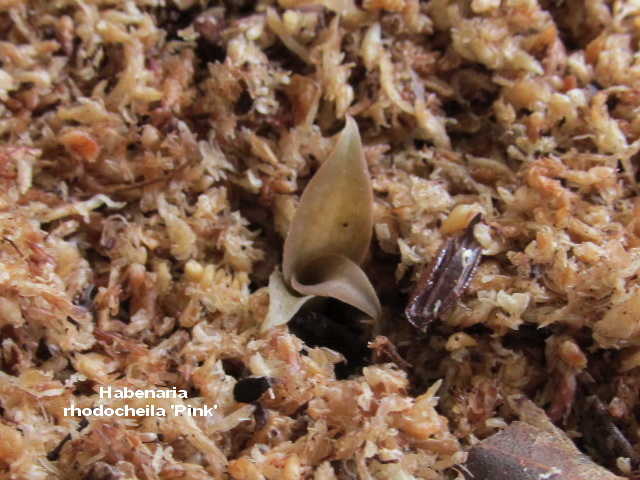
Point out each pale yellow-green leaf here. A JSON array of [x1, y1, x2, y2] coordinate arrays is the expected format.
[[279, 116, 381, 320], [283, 116, 373, 282]]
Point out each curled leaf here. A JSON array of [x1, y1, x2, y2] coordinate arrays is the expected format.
[[291, 254, 380, 319], [277, 116, 380, 321]]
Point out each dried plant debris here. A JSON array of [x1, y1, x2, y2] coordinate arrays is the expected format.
[[369, 335, 412, 370], [578, 394, 640, 472], [4, 0, 640, 478], [405, 214, 483, 331], [46, 418, 89, 462], [465, 421, 624, 480]]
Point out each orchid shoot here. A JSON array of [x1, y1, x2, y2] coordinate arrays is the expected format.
[[262, 117, 381, 331]]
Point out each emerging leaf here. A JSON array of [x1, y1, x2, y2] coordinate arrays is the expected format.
[[283, 117, 374, 281], [275, 116, 380, 322], [291, 254, 380, 319]]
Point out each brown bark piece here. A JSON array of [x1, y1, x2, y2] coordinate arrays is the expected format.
[[465, 422, 623, 480], [405, 214, 483, 332], [579, 395, 640, 471]]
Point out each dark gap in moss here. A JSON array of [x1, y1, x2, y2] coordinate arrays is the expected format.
[[264, 41, 310, 75], [289, 303, 370, 380]]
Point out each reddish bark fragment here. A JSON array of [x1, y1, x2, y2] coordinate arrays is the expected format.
[[465, 421, 623, 480]]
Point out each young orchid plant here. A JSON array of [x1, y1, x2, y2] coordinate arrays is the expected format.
[[262, 117, 381, 331]]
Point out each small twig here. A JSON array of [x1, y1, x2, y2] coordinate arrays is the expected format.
[[46, 417, 89, 461]]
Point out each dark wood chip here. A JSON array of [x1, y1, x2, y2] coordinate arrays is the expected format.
[[405, 214, 483, 332], [233, 376, 276, 404], [579, 394, 640, 471], [465, 421, 623, 480]]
